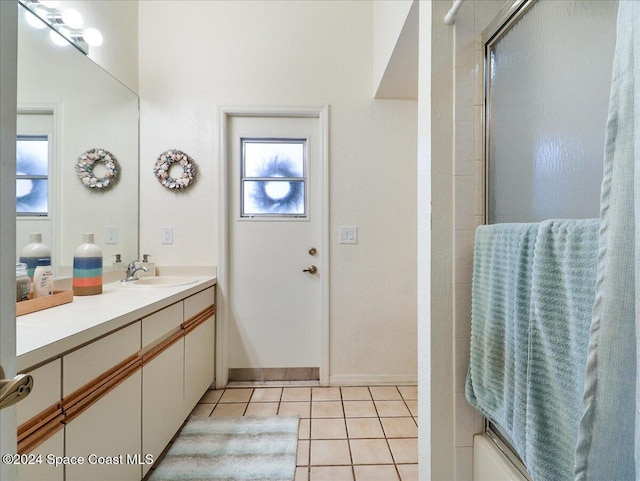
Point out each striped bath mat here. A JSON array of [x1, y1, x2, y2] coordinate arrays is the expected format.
[[148, 416, 299, 481]]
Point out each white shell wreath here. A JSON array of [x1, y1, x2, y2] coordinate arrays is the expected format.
[[154, 149, 197, 190], [75, 148, 120, 190]]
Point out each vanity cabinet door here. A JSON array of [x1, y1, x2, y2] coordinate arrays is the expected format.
[[17, 359, 64, 481], [17, 430, 64, 481], [65, 371, 142, 481], [183, 287, 215, 417], [141, 338, 184, 477], [63, 321, 142, 481], [184, 314, 215, 417]]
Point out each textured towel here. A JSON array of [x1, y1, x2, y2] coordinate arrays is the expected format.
[[526, 219, 599, 481], [466, 219, 599, 481], [466, 222, 539, 452]]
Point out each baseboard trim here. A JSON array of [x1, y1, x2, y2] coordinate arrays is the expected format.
[[229, 367, 319, 382], [328, 374, 417, 386]]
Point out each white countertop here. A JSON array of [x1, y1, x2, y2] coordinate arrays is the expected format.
[[17, 276, 216, 371]]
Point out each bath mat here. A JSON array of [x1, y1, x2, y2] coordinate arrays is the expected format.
[[148, 415, 299, 481]]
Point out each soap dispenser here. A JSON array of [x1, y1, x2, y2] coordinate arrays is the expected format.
[[112, 253, 123, 269], [137, 254, 156, 277]]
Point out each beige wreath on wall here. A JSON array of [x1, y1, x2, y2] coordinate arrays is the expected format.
[[75, 148, 120, 190], [153, 149, 197, 190]]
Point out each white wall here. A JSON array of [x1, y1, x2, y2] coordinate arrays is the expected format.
[[373, 0, 415, 96], [138, 0, 417, 383]]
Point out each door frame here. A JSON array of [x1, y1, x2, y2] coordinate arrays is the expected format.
[[1, 1, 18, 478], [218, 106, 329, 388]]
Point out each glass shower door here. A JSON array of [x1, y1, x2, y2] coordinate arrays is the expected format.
[[485, 0, 618, 224]]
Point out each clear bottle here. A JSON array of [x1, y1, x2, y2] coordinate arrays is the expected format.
[[33, 258, 53, 298], [16, 263, 30, 302]]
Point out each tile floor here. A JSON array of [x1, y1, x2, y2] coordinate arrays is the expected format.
[[191, 385, 419, 481]]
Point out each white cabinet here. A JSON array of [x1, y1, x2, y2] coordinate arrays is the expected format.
[[65, 372, 142, 481], [63, 321, 142, 481], [17, 360, 63, 481], [63, 322, 141, 396], [16, 283, 215, 481], [141, 302, 185, 477], [17, 430, 64, 481], [183, 287, 216, 417], [17, 359, 61, 427]]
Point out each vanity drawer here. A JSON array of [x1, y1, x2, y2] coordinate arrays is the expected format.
[[184, 286, 215, 320], [63, 322, 141, 396], [18, 358, 61, 426], [141, 301, 183, 348]]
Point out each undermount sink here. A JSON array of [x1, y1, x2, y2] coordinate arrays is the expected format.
[[120, 276, 198, 288]]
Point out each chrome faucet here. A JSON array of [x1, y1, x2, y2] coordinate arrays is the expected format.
[[121, 260, 149, 282]]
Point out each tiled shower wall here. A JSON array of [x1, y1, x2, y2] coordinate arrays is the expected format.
[[451, 1, 505, 480]]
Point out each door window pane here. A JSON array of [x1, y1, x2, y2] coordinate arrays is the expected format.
[[16, 135, 49, 216], [244, 141, 304, 178], [241, 139, 307, 217]]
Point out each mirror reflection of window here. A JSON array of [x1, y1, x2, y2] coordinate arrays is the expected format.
[[16, 135, 49, 216], [241, 139, 307, 217]]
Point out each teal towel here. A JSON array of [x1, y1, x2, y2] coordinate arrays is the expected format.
[[527, 219, 599, 481], [466, 219, 599, 481], [466, 222, 539, 452]]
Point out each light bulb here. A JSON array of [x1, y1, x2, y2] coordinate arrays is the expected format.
[[25, 10, 46, 29], [49, 29, 69, 47], [61, 8, 83, 29], [83, 27, 103, 46], [39, 1, 60, 8]]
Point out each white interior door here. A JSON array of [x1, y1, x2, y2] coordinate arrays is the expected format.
[[226, 111, 327, 380]]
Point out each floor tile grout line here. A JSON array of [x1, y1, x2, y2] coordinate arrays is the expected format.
[[198, 385, 417, 480]]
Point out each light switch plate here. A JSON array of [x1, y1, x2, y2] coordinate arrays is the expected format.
[[339, 226, 357, 244]]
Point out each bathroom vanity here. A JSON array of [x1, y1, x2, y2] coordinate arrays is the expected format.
[[15, 277, 216, 481]]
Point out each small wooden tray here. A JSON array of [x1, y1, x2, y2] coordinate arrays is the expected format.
[[17, 290, 73, 317]]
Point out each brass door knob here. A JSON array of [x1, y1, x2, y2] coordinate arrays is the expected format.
[[303, 265, 318, 275]]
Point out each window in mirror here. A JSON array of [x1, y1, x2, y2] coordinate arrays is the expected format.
[[241, 139, 307, 218], [16, 135, 49, 216]]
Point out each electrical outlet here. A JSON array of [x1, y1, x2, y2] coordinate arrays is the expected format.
[[161, 226, 173, 245], [105, 226, 118, 244]]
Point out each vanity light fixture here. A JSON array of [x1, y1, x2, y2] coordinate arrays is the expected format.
[[59, 8, 83, 29], [19, 0, 103, 54], [48, 28, 69, 47], [82, 28, 103, 47]]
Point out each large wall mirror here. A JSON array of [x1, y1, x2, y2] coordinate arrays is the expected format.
[[16, 2, 139, 274]]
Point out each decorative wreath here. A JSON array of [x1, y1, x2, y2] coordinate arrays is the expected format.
[[75, 148, 120, 190], [153, 149, 197, 190]]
